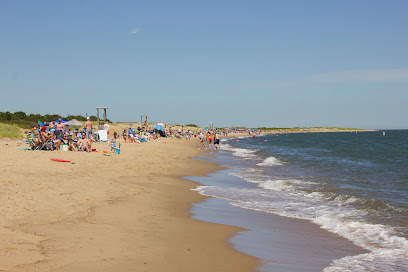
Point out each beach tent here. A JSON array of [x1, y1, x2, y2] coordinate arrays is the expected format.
[[38, 121, 46, 126], [203, 128, 209, 130]]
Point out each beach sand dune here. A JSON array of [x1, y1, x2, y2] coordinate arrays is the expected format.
[[0, 138, 258, 272]]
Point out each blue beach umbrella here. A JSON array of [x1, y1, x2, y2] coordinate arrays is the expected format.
[[152, 125, 165, 131]]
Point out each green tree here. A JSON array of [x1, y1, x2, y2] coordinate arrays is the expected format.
[[5, 111, 12, 121], [44, 114, 62, 121], [28, 114, 43, 122], [11, 111, 27, 120]]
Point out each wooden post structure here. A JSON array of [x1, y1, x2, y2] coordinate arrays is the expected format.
[[96, 107, 108, 129], [141, 115, 148, 129]]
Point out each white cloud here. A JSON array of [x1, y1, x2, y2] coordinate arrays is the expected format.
[[307, 68, 408, 83], [130, 27, 140, 34]]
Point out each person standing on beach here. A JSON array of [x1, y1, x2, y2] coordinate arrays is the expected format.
[[110, 132, 117, 153], [207, 131, 213, 151], [198, 131, 207, 149], [84, 117, 93, 139], [55, 119, 64, 138], [214, 131, 220, 150], [49, 119, 56, 136]]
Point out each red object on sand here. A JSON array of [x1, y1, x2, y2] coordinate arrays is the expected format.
[[92, 149, 96, 151], [51, 158, 71, 163]]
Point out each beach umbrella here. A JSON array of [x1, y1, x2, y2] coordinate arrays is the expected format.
[[64, 119, 84, 126], [203, 128, 209, 130], [152, 125, 165, 131]]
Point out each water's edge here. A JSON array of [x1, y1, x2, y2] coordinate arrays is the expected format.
[[186, 156, 368, 272]]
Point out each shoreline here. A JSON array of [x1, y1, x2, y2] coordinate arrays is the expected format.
[[187, 156, 369, 271], [0, 138, 258, 271]]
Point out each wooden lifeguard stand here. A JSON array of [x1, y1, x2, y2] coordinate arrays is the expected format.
[[96, 107, 108, 129], [141, 115, 148, 128]]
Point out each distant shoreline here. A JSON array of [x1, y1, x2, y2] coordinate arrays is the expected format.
[[254, 127, 377, 133]]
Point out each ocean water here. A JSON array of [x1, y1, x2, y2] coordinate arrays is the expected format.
[[195, 130, 408, 271]]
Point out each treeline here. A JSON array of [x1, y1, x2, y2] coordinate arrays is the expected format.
[[0, 111, 100, 128], [257, 127, 291, 130]]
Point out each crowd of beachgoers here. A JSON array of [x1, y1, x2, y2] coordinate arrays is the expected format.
[[26, 117, 257, 152], [114, 127, 258, 151], [28, 118, 100, 152]]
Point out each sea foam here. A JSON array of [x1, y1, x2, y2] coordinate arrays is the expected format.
[[194, 173, 408, 272], [222, 144, 258, 158], [257, 156, 284, 166]]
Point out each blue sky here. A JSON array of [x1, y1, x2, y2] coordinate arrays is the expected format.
[[1, 0, 407, 129]]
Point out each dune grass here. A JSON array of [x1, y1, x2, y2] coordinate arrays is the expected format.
[[0, 123, 23, 139]]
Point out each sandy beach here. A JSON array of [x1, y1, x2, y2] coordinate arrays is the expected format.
[[0, 138, 258, 272], [1, 1, 405, 270]]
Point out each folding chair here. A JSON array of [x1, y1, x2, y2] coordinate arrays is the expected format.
[[98, 130, 109, 143]]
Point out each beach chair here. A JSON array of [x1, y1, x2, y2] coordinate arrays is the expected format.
[[26, 133, 37, 150], [26, 132, 48, 150], [43, 138, 55, 150], [35, 134, 55, 150], [98, 130, 109, 143]]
